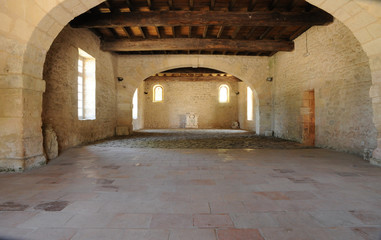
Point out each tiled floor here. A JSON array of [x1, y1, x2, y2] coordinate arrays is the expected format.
[[0, 131, 381, 239]]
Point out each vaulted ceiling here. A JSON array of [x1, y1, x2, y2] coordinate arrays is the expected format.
[[70, 0, 333, 56]]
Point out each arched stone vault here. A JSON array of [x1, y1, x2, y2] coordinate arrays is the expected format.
[[0, 0, 381, 170]]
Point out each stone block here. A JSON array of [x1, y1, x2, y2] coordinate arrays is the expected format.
[[363, 39, 381, 57], [345, 10, 377, 32], [43, 125, 58, 160], [0, 89, 23, 117], [116, 126, 130, 136]]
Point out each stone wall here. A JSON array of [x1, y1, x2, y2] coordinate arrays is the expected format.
[[42, 26, 117, 152], [142, 78, 239, 129], [273, 20, 377, 155]]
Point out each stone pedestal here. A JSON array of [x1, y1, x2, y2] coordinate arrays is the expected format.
[[371, 147, 381, 166], [185, 113, 198, 128], [43, 125, 58, 160]]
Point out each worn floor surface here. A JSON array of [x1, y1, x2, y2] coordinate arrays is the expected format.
[[0, 130, 381, 240], [94, 129, 306, 149]]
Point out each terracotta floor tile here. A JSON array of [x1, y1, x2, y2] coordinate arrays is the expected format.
[[108, 213, 152, 228], [217, 229, 264, 240], [193, 214, 233, 228], [150, 214, 193, 228], [169, 229, 216, 240], [123, 229, 170, 240]]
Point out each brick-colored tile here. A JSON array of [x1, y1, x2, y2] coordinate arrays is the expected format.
[[217, 229, 264, 240]]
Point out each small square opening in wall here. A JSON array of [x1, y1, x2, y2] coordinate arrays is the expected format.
[[78, 48, 96, 120]]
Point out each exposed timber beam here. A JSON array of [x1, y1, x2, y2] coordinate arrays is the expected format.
[[155, 26, 161, 38], [217, 26, 224, 38], [229, 0, 237, 11], [101, 38, 294, 52], [232, 26, 241, 39], [248, 0, 257, 11], [210, 0, 215, 10], [269, 0, 279, 10], [70, 11, 333, 28], [288, 0, 299, 11], [146, 75, 240, 81], [203, 26, 208, 38], [189, 0, 194, 10]]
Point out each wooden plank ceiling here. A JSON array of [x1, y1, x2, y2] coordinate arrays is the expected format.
[[70, 0, 333, 56]]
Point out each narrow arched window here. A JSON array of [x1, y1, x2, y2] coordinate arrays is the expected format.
[[219, 84, 229, 103], [132, 89, 138, 120], [153, 84, 163, 102], [247, 87, 253, 120]]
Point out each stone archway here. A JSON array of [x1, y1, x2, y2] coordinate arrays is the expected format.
[[129, 64, 263, 133], [1, 0, 381, 171], [305, 0, 381, 164], [115, 55, 268, 136]]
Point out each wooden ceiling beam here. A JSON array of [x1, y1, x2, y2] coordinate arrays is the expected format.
[[232, 26, 241, 39], [71, 11, 333, 28], [101, 38, 294, 52], [125, 0, 134, 11], [147, 75, 240, 81], [269, 0, 279, 10], [189, 0, 194, 10], [203, 26, 208, 38], [259, 27, 272, 40], [147, 0, 152, 9], [155, 26, 161, 38], [210, 0, 215, 10], [172, 26, 176, 38], [288, 0, 299, 11], [246, 27, 256, 39], [248, 0, 257, 11], [217, 26, 224, 38], [139, 27, 146, 39], [122, 27, 131, 38], [168, 0, 173, 10], [229, 0, 237, 11]]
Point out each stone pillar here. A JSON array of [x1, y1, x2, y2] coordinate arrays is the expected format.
[[0, 75, 46, 172], [116, 80, 133, 136], [370, 70, 381, 166]]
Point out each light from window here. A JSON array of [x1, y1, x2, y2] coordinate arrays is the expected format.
[[78, 48, 96, 120], [132, 89, 138, 120], [153, 85, 163, 102], [247, 87, 253, 120], [219, 84, 229, 103]]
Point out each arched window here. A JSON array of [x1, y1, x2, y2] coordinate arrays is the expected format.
[[153, 84, 163, 102], [219, 84, 229, 103], [247, 87, 253, 120], [132, 89, 138, 120]]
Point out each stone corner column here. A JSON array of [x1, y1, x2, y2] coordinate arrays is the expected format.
[[370, 76, 381, 167], [0, 74, 46, 172]]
